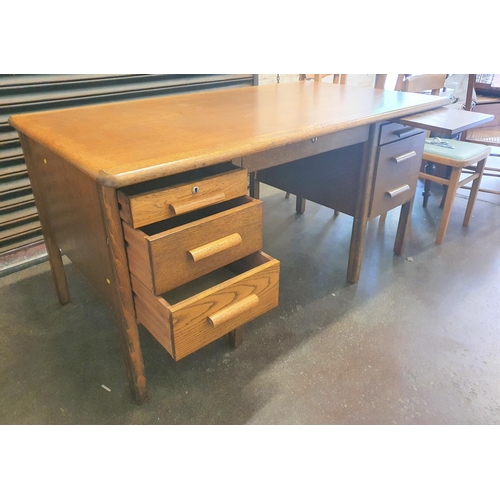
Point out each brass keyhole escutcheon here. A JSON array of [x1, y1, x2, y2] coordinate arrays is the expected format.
[[192, 186, 200, 194]]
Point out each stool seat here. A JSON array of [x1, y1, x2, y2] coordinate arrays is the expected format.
[[423, 139, 491, 168]]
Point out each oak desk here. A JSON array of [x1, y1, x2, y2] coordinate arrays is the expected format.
[[9, 82, 469, 403]]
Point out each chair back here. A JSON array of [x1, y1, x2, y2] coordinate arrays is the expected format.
[[299, 74, 386, 89], [400, 74, 447, 95]]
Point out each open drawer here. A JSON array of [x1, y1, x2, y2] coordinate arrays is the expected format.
[[132, 251, 280, 361], [123, 196, 263, 294], [118, 162, 248, 227]]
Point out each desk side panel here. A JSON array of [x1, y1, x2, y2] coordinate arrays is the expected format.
[[19, 133, 115, 306]]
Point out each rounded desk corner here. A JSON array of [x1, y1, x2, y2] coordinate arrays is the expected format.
[[97, 170, 123, 188]]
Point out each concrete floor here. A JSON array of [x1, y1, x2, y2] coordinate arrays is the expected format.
[[1, 177, 500, 424]]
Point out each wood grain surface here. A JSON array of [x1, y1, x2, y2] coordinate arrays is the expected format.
[[123, 196, 263, 294], [131, 252, 280, 360], [9, 82, 449, 187]]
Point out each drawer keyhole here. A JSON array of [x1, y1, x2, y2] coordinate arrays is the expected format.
[[192, 186, 200, 194]]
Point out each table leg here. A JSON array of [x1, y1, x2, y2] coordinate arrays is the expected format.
[[44, 233, 71, 305], [296, 196, 306, 214], [249, 172, 260, 199], [394, 198, 414, 255], [99, 186, 148, 404], [228, 326, 244, 348], [346, 124, 380, 283]]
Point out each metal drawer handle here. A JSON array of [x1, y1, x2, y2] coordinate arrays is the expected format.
[[208, 294, 260, 327], [188, 233, 242, 262], [387, 184, 410, 198], [393, 127, 418, 139], [170, 193, 226, 215], [391, 151, 417, 164]]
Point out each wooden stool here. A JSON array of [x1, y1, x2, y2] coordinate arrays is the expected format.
[[420, 139, 491, 244]]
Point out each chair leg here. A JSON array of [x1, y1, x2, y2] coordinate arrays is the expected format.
[[439, 165, 453, 209], [436, 167, 461, 244], [422, 161, 436, 208], [463, 158, 487, 226]]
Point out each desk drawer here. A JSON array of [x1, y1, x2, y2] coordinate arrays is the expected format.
[[123, 196, 263, 295], [370, 131, 425, 218], [132, 251, 280, 361], [118, 163, 248, 228], [379, 122, 422, 146], [233, 125, 369, 172]]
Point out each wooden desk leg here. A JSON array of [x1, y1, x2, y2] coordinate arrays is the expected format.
[[347, 215, 369, 283], [99, 186, 148, 404], [296, 196, 306, 214], [228, 326, 244, 348], [394, 198, 414, 255], [20, 140, 71, 305], [44, 233, 71, 305], [249, 172, 260, 199], [346, 124, 380, 284]]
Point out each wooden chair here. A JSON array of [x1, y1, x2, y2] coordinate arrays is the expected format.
[[462, 74, 500, 197], [398, 74, 491, 244]]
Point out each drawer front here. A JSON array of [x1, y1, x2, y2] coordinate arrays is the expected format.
[[118, 165, 248, 228], [379, 122, 423, 146], [233, 125, 369, 172], [132, 252, 280, 361], [370, 132, 425, 218], [123, 197, 263, 294]]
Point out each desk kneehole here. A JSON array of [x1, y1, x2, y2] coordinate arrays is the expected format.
[[131, 251, 280, 361], [370, 131, 426, 218]]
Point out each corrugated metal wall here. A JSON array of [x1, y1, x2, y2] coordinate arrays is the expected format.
[[0, 74, 255, 265]]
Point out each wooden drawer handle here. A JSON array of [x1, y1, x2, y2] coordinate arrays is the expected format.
[[387, 184, 410, 198], [208, 294, 260, 328], [188, 233, 243, 262], [393, 127, 419, 139], [391, 151, 417, 164], [171, 193, 226, 215]]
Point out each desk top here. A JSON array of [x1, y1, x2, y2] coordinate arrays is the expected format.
[[9, 81, 450, 187]]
